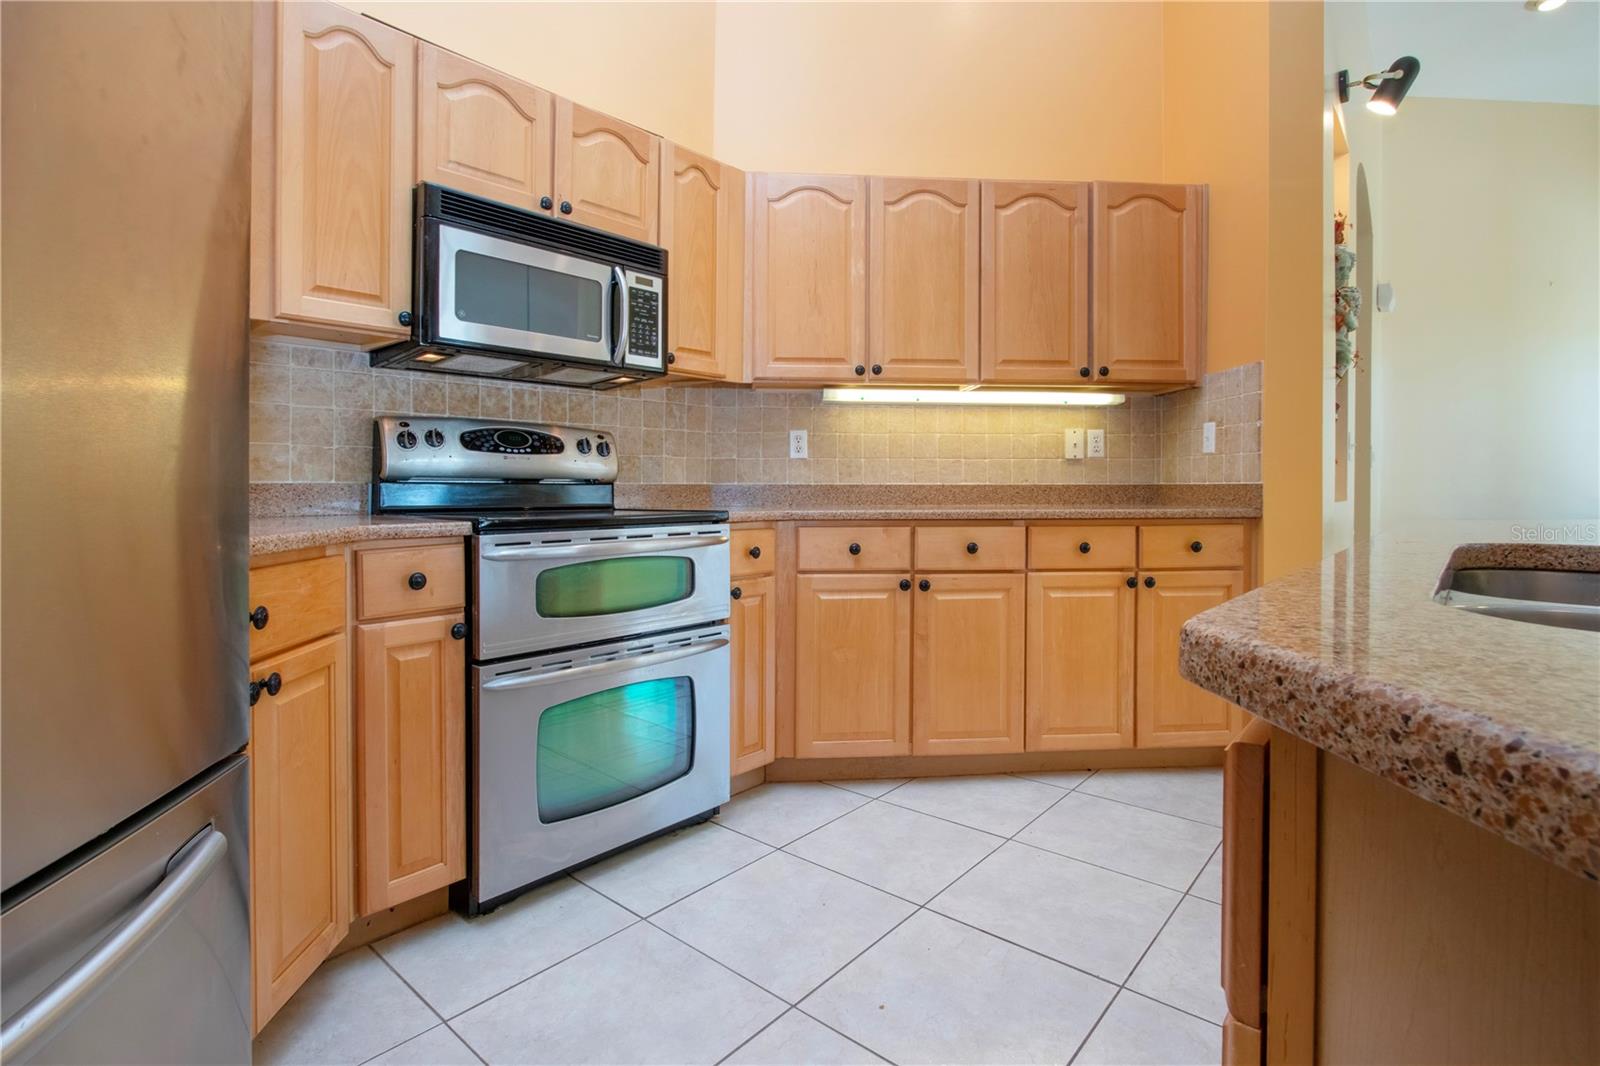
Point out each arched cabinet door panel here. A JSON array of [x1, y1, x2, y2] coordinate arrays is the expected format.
[[980, 181, 1090, 384], [1092, 181, 1206, 386], [661, 143, 744, 380], [416, 43, 551, 211], [870, 177, 981, 384], [553, 99, 660, 243]]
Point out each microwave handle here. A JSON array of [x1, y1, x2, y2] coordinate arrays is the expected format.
[[481, 638, 729, 692], [610, 266, 630, 367]]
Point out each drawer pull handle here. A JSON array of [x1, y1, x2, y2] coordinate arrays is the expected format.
[[1190, 540, 1204, 553], [1126, 576, 1137, 588], [451, 622, 467, 640], [918, 579, 931, 592], [848, 542, 861, 556], [408, 571, 428, 590], [966, 542, 979, 555], [248, 605, 269, 630], [748, 545, 761, 559], [1144, 576, 1157, 589], [899, 579, 911, 591], [731, 586, 742, 600], [1078, 541, 1091, 554]]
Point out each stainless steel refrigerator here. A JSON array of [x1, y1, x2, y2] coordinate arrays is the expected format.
[[1, 3, 253, 1062]]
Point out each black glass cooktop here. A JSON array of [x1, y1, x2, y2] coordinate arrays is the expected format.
[[403, 507, 729, 534]]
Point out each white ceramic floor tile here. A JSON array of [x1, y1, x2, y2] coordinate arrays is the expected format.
[[452, 923, 784, 1065], [715, 783, 869, 846], [654, 852, 914, 1001], [1127, 896, 1228, 1024], [724, 1010, 886, 1065], [929, 841, 1181, 982], [1010, 769, 1093, 791], [1016, 791, 1221, 891], [364, 1024, 481, 1066], [254, 948, 436, 1066], [803, 910, 1115, 1066], [883, 774, 1066, 836], [1191, 846, 1223, 903], [1073, 990, 1221, 1066], [825, 778, 909, 798], [573, 820, 772, 915], [785, 800, 1002, 904], [374, 877, 634, 1018], [1077, 768, 1224, 827]]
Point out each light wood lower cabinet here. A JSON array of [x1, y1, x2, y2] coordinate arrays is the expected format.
[[730, 575, 777, 774], [1135, 568, 1245, 747], [794, 572, 912, 757], [250, 632, 351, 1033], [912, 572, 1025, 755], [1026, 571, 1136, 751], [354, 613, 466, 915]]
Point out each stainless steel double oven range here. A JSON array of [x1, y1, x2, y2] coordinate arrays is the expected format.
[[375, 416, 730, 914]]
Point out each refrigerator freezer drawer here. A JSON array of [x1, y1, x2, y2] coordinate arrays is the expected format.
[[0, 756, 250, 1065]]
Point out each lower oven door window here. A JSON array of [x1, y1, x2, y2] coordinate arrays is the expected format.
[[536, 676, 695, 823], [534, 556, 694, 618]]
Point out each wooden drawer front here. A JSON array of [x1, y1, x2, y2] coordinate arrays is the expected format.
[[732, 528, 776, 578], [914, 526, 1025, 571], [797, 525, 911, 572], [1140, 523, 1246, 569], [248, 555, 346, 661], [356, 544, 465, 621], [1029, 525, 1137, 570]]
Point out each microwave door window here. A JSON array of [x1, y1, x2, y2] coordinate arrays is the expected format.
[[536, 676, 695, 822], [455, 250, 530, 331], [528, 267, 603, 342], [452, 251, 603, 343]]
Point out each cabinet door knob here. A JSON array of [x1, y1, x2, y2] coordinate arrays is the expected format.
[[1190, 540, 1204, 553], [848, 542, 861, 555], [918, 579, 931, 592], [1143, 576, 1156, 589], [250, 671, 282, 706], [854, 365, 866, 376], [1126, 576, 1137, 588], [1098, 366, 1110, 377], [665, 352, 676, 365], [408, 571, 428, 590], [748, 545, 761, 559], [731, 586, 742, 600], [1078, 541, 1091, 554], [249, 605, 269, 630], [539, 195, 553, 210], [559, 200, 573, 214], [899, 578, 911, 591], [248, 680, 261, 706], [871, 364, 883, 376], [451, 622, 467, 640], [966, 541, 979, 555], [397, 310, 413, 327], [1079, 367, 1091, 378]]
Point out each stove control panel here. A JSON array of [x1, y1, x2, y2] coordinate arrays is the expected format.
[[375, 416, 618, 482]]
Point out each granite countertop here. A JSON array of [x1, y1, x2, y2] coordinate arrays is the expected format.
[[250, 514, 473, 556], [1178, 522, 1600, 880], [720, 504, 1260, 522]]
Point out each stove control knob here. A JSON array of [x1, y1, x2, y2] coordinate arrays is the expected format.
[[575, 437, 592, 455], [424, 428, 445, 448], [596, 440, 612, 458], [397, 430, 417, 449]]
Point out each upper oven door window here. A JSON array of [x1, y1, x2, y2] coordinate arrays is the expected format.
[[535, 556, 694, 617], [435, 223, 614, 364]]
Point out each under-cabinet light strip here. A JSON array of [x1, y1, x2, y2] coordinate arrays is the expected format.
[[820, 388, 1125, 407]]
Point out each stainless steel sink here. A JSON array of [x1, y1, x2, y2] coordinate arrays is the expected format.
[[1434, 568, 1600, 632]]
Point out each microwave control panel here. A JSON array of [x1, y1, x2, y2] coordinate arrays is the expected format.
[[625, 274, 663, 366]]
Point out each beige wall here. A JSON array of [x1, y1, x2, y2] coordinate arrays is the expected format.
[[345, 2, 718, 153], [1376, 97, 1600, 527]]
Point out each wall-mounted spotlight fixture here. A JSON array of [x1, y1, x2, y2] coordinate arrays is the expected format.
[[1337, 56, 1422, 116]]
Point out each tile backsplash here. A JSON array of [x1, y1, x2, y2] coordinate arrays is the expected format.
[[250, 338, 1261, 487]]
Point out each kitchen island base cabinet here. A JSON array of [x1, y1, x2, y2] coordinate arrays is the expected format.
[[730, 575, 777, 774], [1135, 568, 1243, 748], [912, 572, 1025, 755], [794, 573, 911, 758], [250, 632, 351, 1034], [1026, 571, 1136, 751], [354, 613, 466, 917]]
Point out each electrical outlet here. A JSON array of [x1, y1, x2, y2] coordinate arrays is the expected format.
[[789, 429, 809, 459], [1087, 429, 1105, 458], [1202, 421, 1217, 454], [1064, 428, 1085, 460]]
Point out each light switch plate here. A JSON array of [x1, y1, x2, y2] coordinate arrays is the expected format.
[[1064, 429, 1085, 460], [789, 429, 808, 459], [1087, 429, 1105, 458], [1202, 421, 1217, 454]]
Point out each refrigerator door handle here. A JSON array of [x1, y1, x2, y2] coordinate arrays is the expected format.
[[0, 826, 228, 1063]]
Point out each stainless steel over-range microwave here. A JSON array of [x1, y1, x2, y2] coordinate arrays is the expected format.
[[372, 183, 668, 389]]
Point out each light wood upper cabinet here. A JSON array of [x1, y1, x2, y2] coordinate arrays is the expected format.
[[1093, 182, 1206, 385], [553, 99, 660, 242], [1135, 568, 1243, 747], [869, 177, 980, 384], [794, 572, 911, 757], [751, 173, 870, 383], [354, 613, 465, 916], [250, 631, 350, 1034], [980, 182, 1090, 384], [1026, 571, 1135, 751], [263, 0, 414, 336], [661, 143, 744, 380], [730, 574, 777, 775], [416, 43, 551, 211], [912, 572, 1025, 756]]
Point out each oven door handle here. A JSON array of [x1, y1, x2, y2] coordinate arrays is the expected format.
[[481, 638, 729, 691], [481, 532, 729, 562]]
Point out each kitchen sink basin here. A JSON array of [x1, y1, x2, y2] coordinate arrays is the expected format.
[[1434, 568, 1600, 632]]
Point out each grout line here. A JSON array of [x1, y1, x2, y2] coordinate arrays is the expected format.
[[714, 1008, 794, 1066], [572, 833, 778, 922], [370, 945, 447, 1026], [1117, 986, 1225, 1030], [1071, 784, 1226, 830]]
